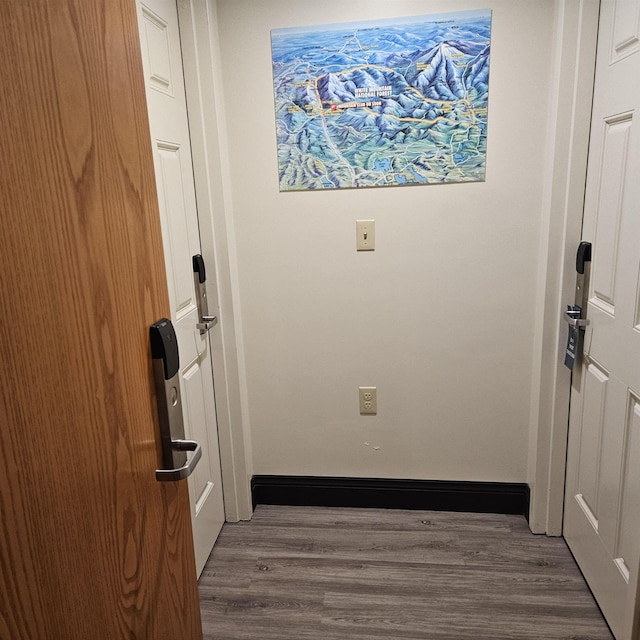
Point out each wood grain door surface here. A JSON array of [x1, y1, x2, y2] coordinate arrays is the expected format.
[[0, 1, 202, 638], [563, 1, 640, 639]]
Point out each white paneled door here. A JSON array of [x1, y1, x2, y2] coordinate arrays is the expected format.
[[137, 0, 225, 576], [563, 2, 640, 638]]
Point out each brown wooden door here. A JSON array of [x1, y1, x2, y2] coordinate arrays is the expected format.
[[0, 1, 203, 638]]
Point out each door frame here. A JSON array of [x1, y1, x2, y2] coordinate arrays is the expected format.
[[174, 0, 253, 521], [528, 0, 600, 535]]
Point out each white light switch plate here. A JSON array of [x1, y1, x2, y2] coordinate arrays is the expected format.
[[356, 220, 375, 251]]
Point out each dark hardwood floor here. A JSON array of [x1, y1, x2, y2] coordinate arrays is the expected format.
[[199, 505, 614, 639]]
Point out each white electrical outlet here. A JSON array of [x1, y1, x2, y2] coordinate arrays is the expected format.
[[359, 387, 377, 415], [356, 220, 375, 251]]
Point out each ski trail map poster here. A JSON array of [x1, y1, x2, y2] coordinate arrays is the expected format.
[[271, 9, 492, 191]]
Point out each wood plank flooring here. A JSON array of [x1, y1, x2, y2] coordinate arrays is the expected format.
[[199, 505, 614, 640]]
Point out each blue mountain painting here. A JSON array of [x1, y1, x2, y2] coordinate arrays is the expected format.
[[271, 10, 491, 191]]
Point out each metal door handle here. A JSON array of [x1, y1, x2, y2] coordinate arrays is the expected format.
[[197, 315, 218, 332], [150, 318, 202, 482], [564, 242, 592, 371], [193, 254, 218, 334], [564, 311, 590, 328], [155, 440, 202, 481]]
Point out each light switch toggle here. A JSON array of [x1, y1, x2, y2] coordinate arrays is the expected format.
[[356, 219, 375, 251]]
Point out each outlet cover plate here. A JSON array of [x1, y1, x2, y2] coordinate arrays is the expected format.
[[359, 387, 377, 414]]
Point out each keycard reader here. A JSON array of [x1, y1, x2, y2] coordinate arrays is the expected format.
[[150, 318, 201, 481]]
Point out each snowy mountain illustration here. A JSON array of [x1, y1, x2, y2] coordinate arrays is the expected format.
[[314, 41, 489, 107], [271, 10, 492, 191]]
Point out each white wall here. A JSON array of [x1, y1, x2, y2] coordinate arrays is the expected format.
[[216, 0, 558, 482]]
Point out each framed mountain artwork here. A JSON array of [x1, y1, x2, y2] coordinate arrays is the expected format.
[[271, 10, 492, 191]]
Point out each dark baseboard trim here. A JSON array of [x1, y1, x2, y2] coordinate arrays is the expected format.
[[251, 475, 530, 520]]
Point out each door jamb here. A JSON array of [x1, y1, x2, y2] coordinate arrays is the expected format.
[[528, 0, 599, 535], [176, 0, 253, 521]]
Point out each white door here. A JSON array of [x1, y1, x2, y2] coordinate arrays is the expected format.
[[563, 1, 640, 638], [137, 0, 225, 576]]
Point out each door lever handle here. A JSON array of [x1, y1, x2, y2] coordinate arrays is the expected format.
[[193, 254, 217, 334], [564, 241, 592, 371], [563, 311, 590, 328], [150, 319, 202, 482], [197, 315, 218, 332], [155, 440, 202, 481]]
